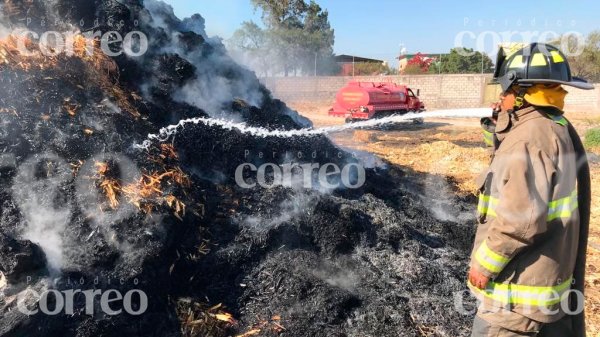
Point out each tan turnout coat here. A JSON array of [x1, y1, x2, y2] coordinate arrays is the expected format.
[[469, 106, 580, 323]]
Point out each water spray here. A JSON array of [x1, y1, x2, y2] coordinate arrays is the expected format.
[[135, 108, 492, 150]]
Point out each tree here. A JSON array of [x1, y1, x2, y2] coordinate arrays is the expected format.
[[296, 1, 336, 75], [252, 0, 308, 27], [353, 62, 396, 76], [227, 21, 272, 76], [430, 48, 493, 74], [230, 0, 336, 76], [554, 31, 600, 83], [229, 21, 267, 51]]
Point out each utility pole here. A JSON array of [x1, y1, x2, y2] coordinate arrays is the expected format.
[[352, 56, 355, 77], [314, 52, 317, 77], [481, 52, 484, 74]]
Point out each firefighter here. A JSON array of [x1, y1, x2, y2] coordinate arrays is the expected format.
[[468, 43, 593, 337]]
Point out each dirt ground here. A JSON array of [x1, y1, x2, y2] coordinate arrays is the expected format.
[[289, 100, 600, 337]]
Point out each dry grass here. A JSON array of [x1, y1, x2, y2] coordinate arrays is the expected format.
[[354, 128, 490, 195], [177, 299, 235, 337], [0, 33, 140, 117], [90, 160, 191, 220], [176, 299, 285, 337], [287, 101, 342, 128], [0, 272, 6, 289], [121, 168, 191, 219], [586, 161, 600, 337]]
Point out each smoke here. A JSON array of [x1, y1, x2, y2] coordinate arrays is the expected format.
[[11, 154, 73, 273], [418, 173, 473, 223], [310, 260, 359, 293], [143, 0, 176, 33], [180, 14, 208, 39], [143, 0, 207, 38], [141, 0, 265, 116], [172, 51, 265, 115], [0, 15, 11, 38], [225, 31, 336, 78], [239, 191, 318, 233], [226, 47, 278, 78], [344, 148, 387, 169]]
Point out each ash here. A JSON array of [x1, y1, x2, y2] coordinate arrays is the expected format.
[[0, 1, 476, 336]]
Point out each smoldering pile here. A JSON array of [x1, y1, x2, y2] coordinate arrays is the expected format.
[[0, 1, 477, 336]]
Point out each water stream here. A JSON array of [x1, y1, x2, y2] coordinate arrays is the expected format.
[[135, 108, 492, 150]]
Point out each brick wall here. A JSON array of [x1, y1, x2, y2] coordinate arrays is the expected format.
[[260, 75, 600, 112]]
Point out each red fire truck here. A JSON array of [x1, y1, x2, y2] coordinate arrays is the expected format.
[[328, 81, 425, 122]]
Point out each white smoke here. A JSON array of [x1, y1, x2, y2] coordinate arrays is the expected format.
[[0, 19, 12, 38], [227, 48, 274, 78], [11, 154, 73, 273], [240, 192, 318, 233], [172, 50, 265, 115], [343, 148, 387, 169], [142, 0, 265, 116], [310, 261, 359, 293]]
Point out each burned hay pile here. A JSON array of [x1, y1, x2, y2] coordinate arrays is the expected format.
[[0, 1, 476, 336]]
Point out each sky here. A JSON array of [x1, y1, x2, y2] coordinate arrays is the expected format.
[[163, 0, 600, 68]]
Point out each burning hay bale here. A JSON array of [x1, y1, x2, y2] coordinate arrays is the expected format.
[[0, 1, 476, 336]]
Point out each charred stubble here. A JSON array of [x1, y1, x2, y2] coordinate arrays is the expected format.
[[0, 1, 476, 336]]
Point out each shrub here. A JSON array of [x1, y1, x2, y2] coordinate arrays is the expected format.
[[584, 128, 600, 148]]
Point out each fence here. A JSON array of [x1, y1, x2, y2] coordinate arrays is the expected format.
[[260, 74, 600, 111]]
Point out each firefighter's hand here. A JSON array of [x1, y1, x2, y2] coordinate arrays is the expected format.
[[468, 268, 490, 290], [490, 102, 501, 121]]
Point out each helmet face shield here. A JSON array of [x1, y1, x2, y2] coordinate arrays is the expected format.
[[496, 70, 519, 93]]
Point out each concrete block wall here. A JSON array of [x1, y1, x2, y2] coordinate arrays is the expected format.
[[260, 75, 600, 111], [564, 86, 600, 112]]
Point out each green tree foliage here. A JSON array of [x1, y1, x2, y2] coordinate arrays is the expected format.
[[429, 48, 493, 74], [228, 21, 272, 76], [252, 0, 309, 27], [229, 21, 267, 51], [554, 31, 600, 83], [229, 0, 337, 76]]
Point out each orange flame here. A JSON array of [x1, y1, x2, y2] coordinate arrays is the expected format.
[[94, 161, 121, 210], [91, 162, 190, 217], [214, 313, 235, 323], [235, 329, 262, 337], [121, 168, 191, 219]]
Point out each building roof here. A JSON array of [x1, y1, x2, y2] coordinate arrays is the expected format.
[[334, 54, 383, 63], [397, 53, 450, 60]]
